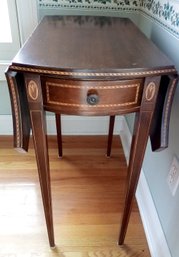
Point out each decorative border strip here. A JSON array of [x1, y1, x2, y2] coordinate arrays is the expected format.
[[46, 82, 140, 108], [38, 0, 140, 11], [10, 65, 177, 78], [8, 77, 21, 147], [46, 100, 139, 108], [140, 0, 179, 37], [140, 8, 179, 38], [162, 77, 177, 146], [46, 82, 140, 89]]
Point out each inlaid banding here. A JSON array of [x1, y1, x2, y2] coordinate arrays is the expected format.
[[45, 81, 141, 108], [10, 65, 176, 78], [162, 78, 177, 145], [8, 77, 21, 147]]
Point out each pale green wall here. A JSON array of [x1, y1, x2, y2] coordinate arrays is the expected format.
[[126, 13, 179, 257], [0, 81, 11, 114]]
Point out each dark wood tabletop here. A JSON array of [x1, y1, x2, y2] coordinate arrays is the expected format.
[[12, 16, 174, 76]]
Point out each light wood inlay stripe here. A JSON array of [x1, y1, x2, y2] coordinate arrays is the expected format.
[[10, 65, 176, 77], [162, 78, 177, 145], [8, 77, 21, 147], [46, 82, 139, 90]]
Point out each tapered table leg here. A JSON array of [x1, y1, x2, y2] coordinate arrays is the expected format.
[[24, 74, 55, 247], [118, 76, 161, 244], [106, 115, 115, 157], [55, 113, 63, 158]]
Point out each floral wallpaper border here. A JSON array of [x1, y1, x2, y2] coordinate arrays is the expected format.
[[38, 0, 140, 11], [140, 0, 179, 37], [38, 0, 179, 37]]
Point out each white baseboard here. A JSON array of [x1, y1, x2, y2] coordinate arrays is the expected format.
[[120, 116, 171, 257], [0, 114, 122, 135], [136, 172, 171, 257]]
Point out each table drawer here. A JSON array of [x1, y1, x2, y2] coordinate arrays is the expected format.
[[41, 78, 143, 115]]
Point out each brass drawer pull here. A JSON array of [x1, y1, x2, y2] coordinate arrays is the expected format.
[[87, 90, 99, 105]]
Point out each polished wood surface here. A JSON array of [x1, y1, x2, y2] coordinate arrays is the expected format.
[[12, 16, 173, 72], [0, 135, 151, 256], [6, 15, 178, 247]]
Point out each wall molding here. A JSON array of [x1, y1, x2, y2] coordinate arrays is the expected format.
[[120, 116, 171, 257]]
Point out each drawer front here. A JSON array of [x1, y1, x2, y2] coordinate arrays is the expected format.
[[41, 78, 143, 115]]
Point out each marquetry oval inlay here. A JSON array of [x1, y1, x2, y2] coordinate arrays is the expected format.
[[145, 82, 156, 101], [28, 80, 39, 100]]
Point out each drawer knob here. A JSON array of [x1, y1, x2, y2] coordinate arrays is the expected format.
[[87, 91, 99, 105]]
